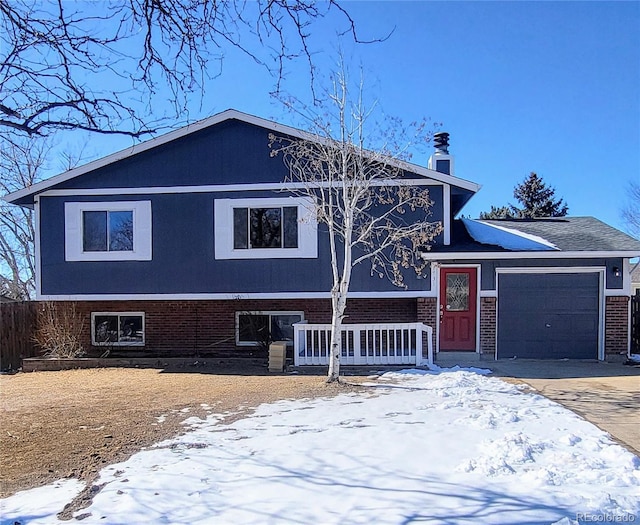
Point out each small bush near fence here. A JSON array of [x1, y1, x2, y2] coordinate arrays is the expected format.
[[0, 301, 39, 371], [33, 302, 85, 358]]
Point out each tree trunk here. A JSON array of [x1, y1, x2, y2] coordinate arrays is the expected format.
[[327, 291, 348, 383]]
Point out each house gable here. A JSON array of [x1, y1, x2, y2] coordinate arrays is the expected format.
[[4, 109, 479, 206]]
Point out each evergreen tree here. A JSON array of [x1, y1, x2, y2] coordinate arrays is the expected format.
[[479, 172, 568, 219], [513, 172, 568, 218], [478, 205, 516, 219]]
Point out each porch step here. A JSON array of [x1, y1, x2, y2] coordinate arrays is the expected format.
[[434, 352, 482, 368]]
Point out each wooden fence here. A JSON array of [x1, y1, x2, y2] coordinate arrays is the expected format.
[[0, 301, 39, 371], [632, 291, 640, 355]]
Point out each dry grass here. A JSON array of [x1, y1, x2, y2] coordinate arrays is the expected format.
[[0, 365, 369, 499]]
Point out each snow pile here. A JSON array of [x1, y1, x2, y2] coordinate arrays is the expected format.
[[462, 218, 559, 251], [1, 368, 638, 524]]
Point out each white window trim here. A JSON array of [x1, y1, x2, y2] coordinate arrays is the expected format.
[[65, 201, 152, 261], [215, 197, 317, 259], [91, 311, 146, 346], [235, 310, 305, 346]]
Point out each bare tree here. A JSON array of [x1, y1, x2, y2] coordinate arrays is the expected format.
[[270, 69, 442, 382], [0, 0, 373, 140], [0, 138, 86, 299], [622, 180, 640, 239]]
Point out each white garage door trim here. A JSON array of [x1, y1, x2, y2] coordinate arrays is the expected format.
[[495, 267, 605, 361]]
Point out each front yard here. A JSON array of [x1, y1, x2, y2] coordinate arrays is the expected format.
[[1, 365, 639, 524], [0, 365, 361, 501]]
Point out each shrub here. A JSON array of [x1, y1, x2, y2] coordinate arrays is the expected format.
[[33, 302, 85, 358]]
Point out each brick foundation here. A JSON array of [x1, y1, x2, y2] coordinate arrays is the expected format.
[[50, 298, 419, 358], [42, 294, 633, 361], [417, 297, 437, 359], [605, 296, 630, 359]]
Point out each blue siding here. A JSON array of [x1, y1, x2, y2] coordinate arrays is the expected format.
[[40, 188, 442, 295], [478, 258, 623, 290], [53, 120, 287, 189]]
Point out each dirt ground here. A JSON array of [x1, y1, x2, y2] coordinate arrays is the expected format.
[[0, 365, 369, 508]]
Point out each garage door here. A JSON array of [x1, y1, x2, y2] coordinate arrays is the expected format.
[[497, 272, 600, 359]]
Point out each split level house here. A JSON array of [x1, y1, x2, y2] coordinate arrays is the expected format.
[[5, 109, 640, 366]]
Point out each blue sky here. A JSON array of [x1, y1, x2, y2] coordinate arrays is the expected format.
[[66, 1, 640, 232]]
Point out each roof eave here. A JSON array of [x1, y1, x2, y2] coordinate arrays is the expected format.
[[420, 250, 640, 260]]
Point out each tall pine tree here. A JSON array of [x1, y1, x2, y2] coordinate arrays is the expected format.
[[479, 172, 568, 219], [513, 172, 568, 218]]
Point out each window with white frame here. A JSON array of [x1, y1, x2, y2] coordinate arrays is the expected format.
[[233, 206, 298, 249], [91, 312, 145, 346], [215, 197, 317, 259], [235, 311, 304, 346], [65, 201, 152, 261]]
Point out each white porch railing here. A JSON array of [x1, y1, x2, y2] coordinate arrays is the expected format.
[[293, 322, 433, 367]]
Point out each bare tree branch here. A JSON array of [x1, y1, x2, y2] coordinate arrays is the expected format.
[[0, 138, 87, 300], [269, 65, 441, 381], [0, 0, 375, 138], [622, 180, 640, 240]]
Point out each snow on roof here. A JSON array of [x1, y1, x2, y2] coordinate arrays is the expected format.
[[462, 218, 559, 251]]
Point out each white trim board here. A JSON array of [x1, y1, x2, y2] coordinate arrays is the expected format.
[[34, 196, 42, 299], [36, 291, 434, 301], [421, 250, 640, 259], [495, 266, 606, 274], [38, 178, 449, 198]]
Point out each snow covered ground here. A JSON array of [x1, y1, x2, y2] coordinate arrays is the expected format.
[[2, 367, 639, 525]]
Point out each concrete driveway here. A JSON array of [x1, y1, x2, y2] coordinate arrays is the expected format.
[[436, 355, 640, 456]]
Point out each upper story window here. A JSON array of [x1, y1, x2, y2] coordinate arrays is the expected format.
[[215, 197, 317, 259], [65, 201, 152, 261], [83, 210, 133, 252], [233, 206, 298, 250]]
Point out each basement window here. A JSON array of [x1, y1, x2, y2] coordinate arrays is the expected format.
[[91, 312, 145, 346], [235, 311, 304, 346]]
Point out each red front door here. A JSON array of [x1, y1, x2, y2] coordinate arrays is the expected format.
[[439, 267, 477, 351]]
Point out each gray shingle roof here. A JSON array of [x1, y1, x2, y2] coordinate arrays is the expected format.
[[478, 217, 640, 253]]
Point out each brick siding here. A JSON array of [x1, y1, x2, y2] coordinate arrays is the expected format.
[[605, 296, 630, 358], [480, 297, 496, 356], [54, 298, 419, 358], [416, 297, 437, 359], [47, 293, 631, 361]]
